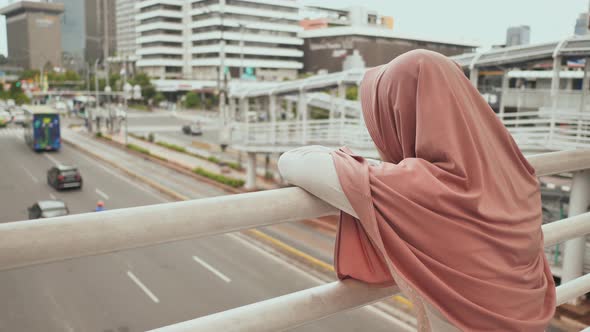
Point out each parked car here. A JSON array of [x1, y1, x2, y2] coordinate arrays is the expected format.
[[28, 200, 69, 219], [47, 165, 83, 190], [10, 109, 25, 125], [0, 110, 11, 127], [182, 121, 202, 136]]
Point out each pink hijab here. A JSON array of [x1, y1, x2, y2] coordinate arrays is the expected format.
[[331, 50, 555, 331]]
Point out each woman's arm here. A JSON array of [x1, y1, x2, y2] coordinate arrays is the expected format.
[[278, 146, 358, 217]]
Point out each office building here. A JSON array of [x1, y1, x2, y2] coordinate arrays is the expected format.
[[135, 0, 303, 82], [115, 0, 138, 60], [56, 0, 116, 69], [300, 6, 476, 73], [575, 12, 590, 36], [506, 25, 530, 47], [0, 1, 64, 70]]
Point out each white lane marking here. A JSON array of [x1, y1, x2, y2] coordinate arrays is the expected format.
[[43, 153, 61, 166], [227, 233, 324, 284], [127, 271, 160, 303], [22, 167, 38, 183], [95, 188, 110, 200], [192, 255, 231, 283], [72, 150, 167, 203], [49, 193, 56, 200]]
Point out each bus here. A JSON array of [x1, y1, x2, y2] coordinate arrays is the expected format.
[[23, 105, 61, 151]]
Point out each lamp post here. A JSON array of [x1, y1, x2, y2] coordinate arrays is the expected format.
[[123, 82, 132, 145]]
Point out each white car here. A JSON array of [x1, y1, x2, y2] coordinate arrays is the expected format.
[[54, 101, 68, 115], [10, 109, 25, 125], [0, 110, 11, 127]]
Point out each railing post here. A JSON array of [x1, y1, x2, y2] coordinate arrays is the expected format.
[[240, 96, 249, 144], [551, 55, 562, 111], [338, 82, 346, 145], [245, 152, 257, 190], [269, 93, 276, 145], [298, 88, 307, 144], [499, 71, 509, 115], [562, 170, 590, 304]]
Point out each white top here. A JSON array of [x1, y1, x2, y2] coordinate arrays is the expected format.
[[278, 145, 460, 332]]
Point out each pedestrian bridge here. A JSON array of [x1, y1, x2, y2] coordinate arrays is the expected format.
[[1, 149, 590, 331]]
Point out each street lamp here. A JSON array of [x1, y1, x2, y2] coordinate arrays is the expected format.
[[123, 82, 132, 145]]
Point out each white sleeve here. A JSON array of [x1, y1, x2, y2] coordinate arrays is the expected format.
[[278, 145, 358, 218]]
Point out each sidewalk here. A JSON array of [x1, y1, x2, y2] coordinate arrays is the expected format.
[[107, 131, 281, 190]]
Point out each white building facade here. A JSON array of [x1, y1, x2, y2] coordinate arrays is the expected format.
[[116, 0, 139, 60], [135, 0, 303, 82]]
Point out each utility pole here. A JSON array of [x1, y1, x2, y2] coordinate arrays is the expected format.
[[123, 55, 129, 145], [103, 0, 110, 88], [218, 0, 227, 120]]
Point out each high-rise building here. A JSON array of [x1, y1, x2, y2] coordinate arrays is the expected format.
[[299, 5, 475, 74], [115, 0, 138, 60], [55, 0, 116, 69], [0, 1, 64, 70], [135, 0, 303, 82], [575, 12, 589, 36], [506, 25, 530, 47], [0, 15, 6, 57]]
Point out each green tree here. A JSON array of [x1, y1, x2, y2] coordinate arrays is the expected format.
[[19, 69, 40, 80], [153, 92, 166, 104], [13, 92, 30, 105], [129, 72, 156, 101], [184, 91, 201, 109], [346, 86, 358, 100], [0, 83, 7, 100]]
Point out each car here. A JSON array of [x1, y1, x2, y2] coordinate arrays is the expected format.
[[28, 200, 69, 219], [182, 122, 202, 136], [47, 165, 83, 190], [0, 110, 11, 127], [10, 109, 25, 125]]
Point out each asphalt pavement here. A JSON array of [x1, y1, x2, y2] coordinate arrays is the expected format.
[[0, 126, 406, 332]]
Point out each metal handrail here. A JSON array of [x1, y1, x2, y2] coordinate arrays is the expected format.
[[1, 150, 590, 331], [0, 150, 588, 272]]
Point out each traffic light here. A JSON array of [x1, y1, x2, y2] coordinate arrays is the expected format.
[[15, 81, 21, 88]]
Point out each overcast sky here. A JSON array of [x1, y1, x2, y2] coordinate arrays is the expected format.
[[303, 0, 590, 49], [0, 0, 589, 56]]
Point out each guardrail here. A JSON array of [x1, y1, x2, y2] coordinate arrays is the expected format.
[[1, 150, 590, 331], [230, 109, 590, 154]]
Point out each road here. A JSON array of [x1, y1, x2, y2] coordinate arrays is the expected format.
[[0, 126, 405, 332], [125, 111, 281, 176]]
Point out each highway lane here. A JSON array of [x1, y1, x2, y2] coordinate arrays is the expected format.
[[0, 127, 406, 332]]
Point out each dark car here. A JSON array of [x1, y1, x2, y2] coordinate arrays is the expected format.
[[182, 122, 202, 136], [47, 165, 83, 190], [28, 200, 69, 219]]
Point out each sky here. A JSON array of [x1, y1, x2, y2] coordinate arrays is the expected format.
[[303, 0, 590, 50], [0, 0, 588, 55]]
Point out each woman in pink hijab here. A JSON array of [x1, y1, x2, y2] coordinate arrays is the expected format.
[[278, 50, 555, 331]]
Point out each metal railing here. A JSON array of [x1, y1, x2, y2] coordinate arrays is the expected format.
[[231, 119, 374, 149], [1, 150, 590, 331], [501, 89, 590, 110], [230, 109, 590, 154]]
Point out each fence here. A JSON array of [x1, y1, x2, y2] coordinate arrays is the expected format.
[[0, 150, 590, 331]]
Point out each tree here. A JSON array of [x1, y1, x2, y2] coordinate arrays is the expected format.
[[346, 86, 358, 100], [184, 91, 201, 109], [19, 69, 40, 80], [153, 92, 166, 104], [129, 72, 156, 102]]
